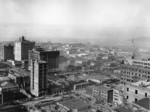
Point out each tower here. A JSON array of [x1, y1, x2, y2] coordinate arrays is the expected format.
[[14, 36, 35, 61], [30, 59, 47, 97]]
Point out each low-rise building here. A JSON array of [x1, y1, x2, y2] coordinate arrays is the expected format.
[[124, 80, 150, 103], [8, 68, 30, 89], [0, 78, 19, 93], [57, 98, 90, 112], [86, 84, 114, 104]]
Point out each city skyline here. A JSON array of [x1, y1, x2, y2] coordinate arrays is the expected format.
[[0, 0, 150, 47]]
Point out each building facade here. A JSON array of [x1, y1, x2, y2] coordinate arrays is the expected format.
[[29, 49, 59, 73], [121, 65, 150, 84], [8, 68, 30, 89], [86, 84, 114, 103], [30, 60, 48, 97], [1, 44, 14, 61], [14, 36, 35, 61], [113, 88, 123, 105], [124, 81, 150, 103]]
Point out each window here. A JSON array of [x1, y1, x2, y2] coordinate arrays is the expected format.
[[127, 88, 129, 91], [126, 96, 129, 99], [135, 98, 138, 102], [135, 90, 138, 94], [132, 72, 133, 75], [145, 93, 147, 97]]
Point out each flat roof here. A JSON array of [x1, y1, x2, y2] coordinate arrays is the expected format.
[[0, 80, 18, 89], [132, 80, 150, 89], [10, 68, 30, 77], [85, 74, 110, 82], [58, 98, 89, 110], [94, 84, 112, 91], [122, 64, 150, 71], [0, 77, 10, 81]]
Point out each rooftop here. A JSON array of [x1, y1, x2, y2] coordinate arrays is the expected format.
[[122, 64, 150, 71], [81, 74, 110, 82], [10, 68, 30, 77], [94, 84, 112, 91], [58, 98, 89, 111], [132, 80, 150, 89], [0, 80, 18, 89], [134, 97, 150, 110]]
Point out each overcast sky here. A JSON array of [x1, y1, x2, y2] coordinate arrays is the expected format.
[[0, 0, 150, 45]]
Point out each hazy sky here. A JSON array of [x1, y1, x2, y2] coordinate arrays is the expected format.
[[0, 0, 150, 44]]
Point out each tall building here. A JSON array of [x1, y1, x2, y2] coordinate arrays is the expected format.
[[29, 48, 59, 73], [14, 36, 35, 61], [1, 44, 14, 61], [30, 60, 47, 97]]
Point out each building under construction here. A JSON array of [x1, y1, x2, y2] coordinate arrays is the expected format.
[[28, 48, 60, 73]]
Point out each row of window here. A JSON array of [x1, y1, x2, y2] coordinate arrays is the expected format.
[[126, 96, 138, 102], [122, 71, 150, 77], [127, 87, 148, 97], [133, 61, 150, 66], [122, 69, 150, 74]]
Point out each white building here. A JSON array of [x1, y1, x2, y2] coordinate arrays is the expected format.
[[124, 80, 150, 103]]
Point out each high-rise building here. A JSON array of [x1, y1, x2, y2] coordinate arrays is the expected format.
[[1, 44, 14, 61], [29, 48, 59, 73], [30, 59, 47, 97], [14, 36, 35, 61]]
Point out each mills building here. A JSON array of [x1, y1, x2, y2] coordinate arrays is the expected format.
[[14, 36, 35, 61]]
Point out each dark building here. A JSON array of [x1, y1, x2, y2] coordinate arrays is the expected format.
[[8, 68, 30, 89], [1, 44, 14, 61], [0, 93, 3, 104], [47, 82, 64, 95], [29, 48, 60, 73]]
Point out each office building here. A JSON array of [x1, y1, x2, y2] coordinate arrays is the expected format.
[[121, 65, 150, 84], [1, 44, 14, 61], [29, 48, 59, 73], [30, 59, 47, 97], [14, 36, 35, 61]]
